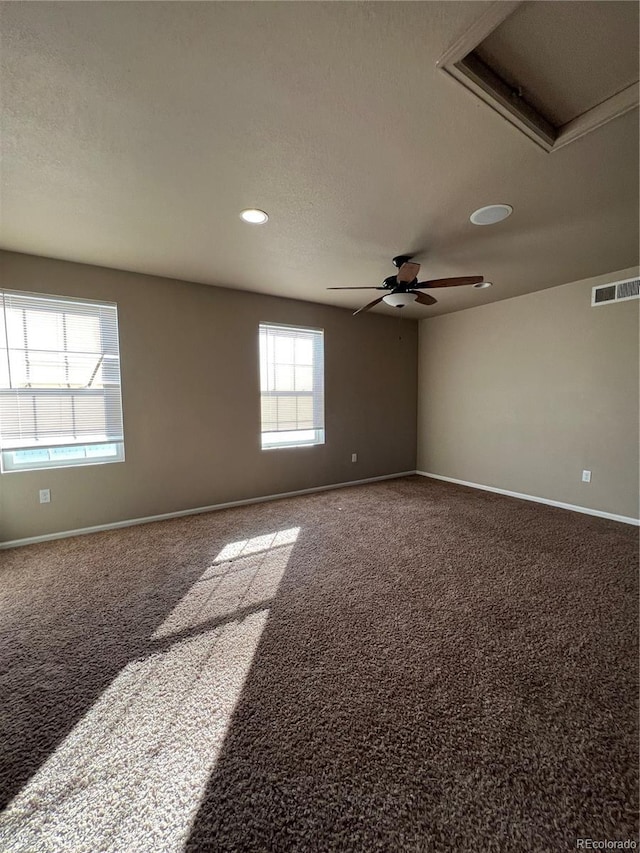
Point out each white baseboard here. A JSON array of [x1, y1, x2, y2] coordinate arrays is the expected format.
[[416, 471, 640, 526], [0, 471, 417, 549]]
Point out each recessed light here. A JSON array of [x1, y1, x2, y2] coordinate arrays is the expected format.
[[469, 204, 512, 226], [240, 208, 269, 224], [474, 281, 493, 289]]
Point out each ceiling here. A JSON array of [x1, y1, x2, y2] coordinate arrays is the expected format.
[[1, 1, 638, 318]]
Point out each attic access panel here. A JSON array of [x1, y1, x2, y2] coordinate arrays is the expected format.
[[437, 0, 639, 152]]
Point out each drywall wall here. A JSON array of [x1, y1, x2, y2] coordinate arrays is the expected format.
[[0, 251, 418, 542], [417, 267, 640, 520]]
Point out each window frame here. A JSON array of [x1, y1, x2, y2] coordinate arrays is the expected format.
[[0, 289, 126, 474], [258, 322, 325, 451]]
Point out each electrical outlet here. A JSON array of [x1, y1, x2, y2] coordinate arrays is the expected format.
[[39, 488, 51, 504], [582, 470, 591, 483], [351, 453, 358, 463]]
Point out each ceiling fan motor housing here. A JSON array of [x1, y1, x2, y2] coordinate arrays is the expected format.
[[383, 275, 415, 290]]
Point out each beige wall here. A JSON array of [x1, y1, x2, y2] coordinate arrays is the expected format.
[[417, 267, 640, 520], [0, 251, 418, 543]]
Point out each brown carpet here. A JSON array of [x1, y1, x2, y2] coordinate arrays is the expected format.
[[0, 475, 638, 852]]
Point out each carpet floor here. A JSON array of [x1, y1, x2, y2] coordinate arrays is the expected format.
[[0, 476, 638, 852]]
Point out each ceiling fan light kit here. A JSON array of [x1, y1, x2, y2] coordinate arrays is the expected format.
[[383, 292, 417, 308]]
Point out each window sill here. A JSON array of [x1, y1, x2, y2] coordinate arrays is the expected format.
[[261, 441, 325, 451]]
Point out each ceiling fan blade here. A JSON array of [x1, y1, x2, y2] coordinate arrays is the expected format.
[[353, 296, 385, 315], [415, 276, 484, 288], [327, 287, 386, 290], [396, 261, 421, 283], [409, 290, 437, 306]]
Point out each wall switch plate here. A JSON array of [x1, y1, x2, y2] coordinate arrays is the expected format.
[[39, 488, 51, 503], [582, 470, 591, 483], [351, 453, 358, 463]]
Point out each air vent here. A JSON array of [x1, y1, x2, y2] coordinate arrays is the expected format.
[[591, 278, 640, 307]]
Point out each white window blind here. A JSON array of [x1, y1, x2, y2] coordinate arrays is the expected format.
[[0, 290, 125, 472], [259, 323, 324, 449]]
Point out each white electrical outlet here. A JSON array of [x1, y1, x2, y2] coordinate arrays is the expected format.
[[39, 488, 51, 504], [351, 453, 358, 463], [582, 470, 591, 483]]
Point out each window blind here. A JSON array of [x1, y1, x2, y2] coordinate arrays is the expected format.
[[259, 323, 324, 448], [0, 290, 124, 471]]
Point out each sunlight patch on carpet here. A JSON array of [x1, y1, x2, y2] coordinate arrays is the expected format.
[[0, 528, 300, 853], [152, 527, 300, 640], [214, 526, 299, 563]]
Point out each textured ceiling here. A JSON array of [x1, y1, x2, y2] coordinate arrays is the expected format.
[[1, 1, 638, 317]]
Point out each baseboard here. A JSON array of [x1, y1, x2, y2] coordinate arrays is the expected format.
[[0, 471, 417, 549], [416, 471, 640, 526]]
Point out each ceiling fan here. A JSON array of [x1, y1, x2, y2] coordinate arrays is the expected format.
[[328, 255, 484, 315]]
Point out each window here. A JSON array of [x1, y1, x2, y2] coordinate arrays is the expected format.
[[0, 290, 125, 472], [259, 323, 324, 449]]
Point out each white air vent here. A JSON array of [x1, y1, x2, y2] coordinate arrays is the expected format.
[[591, 278, 640, 307]]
